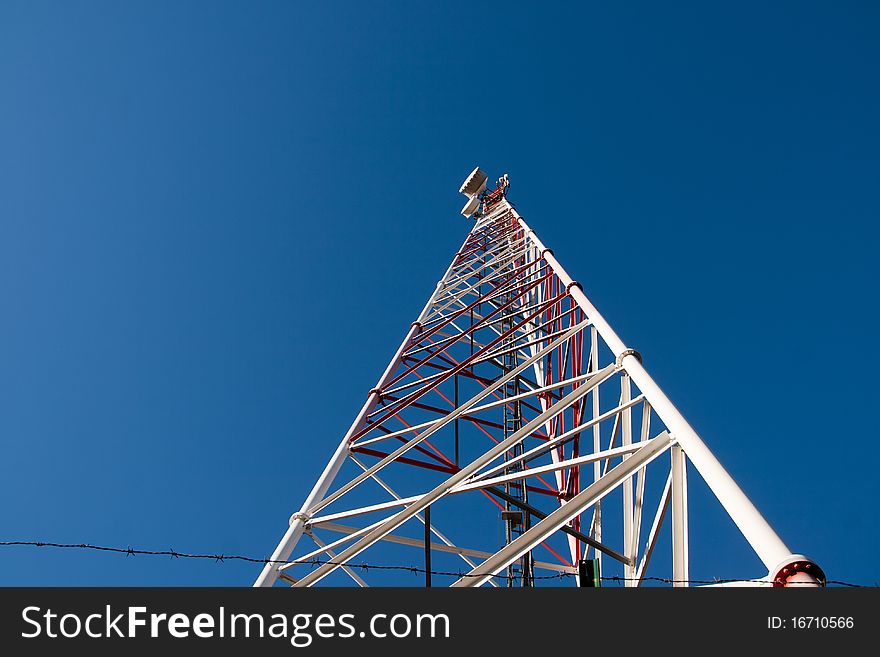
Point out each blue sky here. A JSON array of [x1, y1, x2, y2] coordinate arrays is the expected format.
[[1, 1, 878, 586]]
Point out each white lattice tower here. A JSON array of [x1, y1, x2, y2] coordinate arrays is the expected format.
[[255, 168, 824, 588]]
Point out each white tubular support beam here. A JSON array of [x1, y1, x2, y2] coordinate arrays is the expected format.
[[513, 206, 796, 572], [621, 374, 634, 586], [671, 445, 689, 587], [451, 432, 674, 587], [635, 471, 672, 583], [590, 324, 602, 569]]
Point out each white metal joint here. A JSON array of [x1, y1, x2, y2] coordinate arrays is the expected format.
[[289, 511, 311, 526], [616, 348, 642, 369]]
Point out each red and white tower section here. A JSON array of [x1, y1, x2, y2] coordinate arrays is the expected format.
[[255, 168, 824, 588]]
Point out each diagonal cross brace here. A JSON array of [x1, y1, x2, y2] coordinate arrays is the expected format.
[[293, 364, 617, 587], [450, 431, 674, 587], [310, 319, 596, 515]]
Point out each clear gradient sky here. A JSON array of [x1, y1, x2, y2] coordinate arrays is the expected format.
[[1, 1, 878, 586]]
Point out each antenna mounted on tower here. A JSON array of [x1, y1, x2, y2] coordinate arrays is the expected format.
[[459, 166, 489, 218]]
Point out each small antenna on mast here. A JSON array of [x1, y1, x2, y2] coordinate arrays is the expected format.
[[459, 166, 489, 218]]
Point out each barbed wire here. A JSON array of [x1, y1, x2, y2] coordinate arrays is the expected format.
[[0, 540, 868, 587]]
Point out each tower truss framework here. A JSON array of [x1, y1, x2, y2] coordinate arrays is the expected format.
[[255, 171, 823, 588]]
